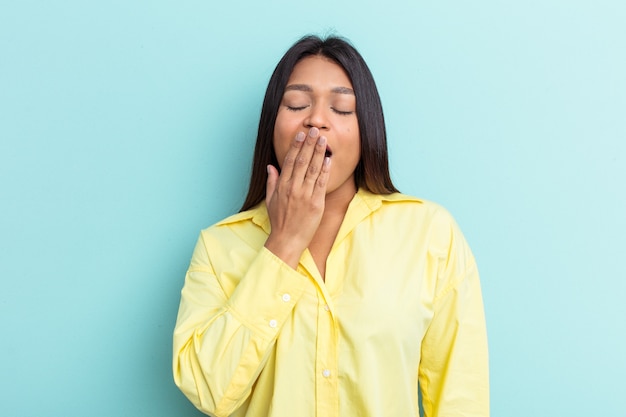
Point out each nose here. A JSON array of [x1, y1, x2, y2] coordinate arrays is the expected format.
[[304, 104, 329, 130]]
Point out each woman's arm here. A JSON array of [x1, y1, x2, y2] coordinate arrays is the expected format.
[[173, 129, 331, 416], [173, 233, 307, 417], [418, 209, 490, 417]]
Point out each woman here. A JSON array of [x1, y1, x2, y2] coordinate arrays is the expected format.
[[173, 35, 489, 417]]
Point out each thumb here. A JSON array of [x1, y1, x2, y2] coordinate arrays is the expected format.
[[265, 165, 279, 203]]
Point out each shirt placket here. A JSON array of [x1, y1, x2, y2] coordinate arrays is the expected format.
[[315, 290, 339, 417]]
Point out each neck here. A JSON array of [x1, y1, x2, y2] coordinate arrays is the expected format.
[[308, 181, 357, 280], [322, 182, 357, 220]]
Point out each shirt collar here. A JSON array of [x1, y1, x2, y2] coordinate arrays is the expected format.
[[215, 189, 422, 234]]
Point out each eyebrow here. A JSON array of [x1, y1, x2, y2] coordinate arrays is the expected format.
[[285, 84, 355, 95]]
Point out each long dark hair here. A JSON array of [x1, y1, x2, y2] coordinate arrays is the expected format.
[[240, 35, 398, 212]]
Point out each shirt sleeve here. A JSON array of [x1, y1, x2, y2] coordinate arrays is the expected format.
[[418, 208, 490, 417], [173, 231, 308, 417]]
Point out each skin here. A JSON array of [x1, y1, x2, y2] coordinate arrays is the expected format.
[[264, 55, 361, 279]]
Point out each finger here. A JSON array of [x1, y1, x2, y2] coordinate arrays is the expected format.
[[278, 131, 305, 182], [303, 134, 327, 189], [265, 164, 279, 204], [289, 127, 320, 184], [311, 156, 331, 200]]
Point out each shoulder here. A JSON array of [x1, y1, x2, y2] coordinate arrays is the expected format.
[[361, 190, 466, 252], [360, 189, 453, 223], [374, 192, 476, 272], [198, 203, 269, 248]]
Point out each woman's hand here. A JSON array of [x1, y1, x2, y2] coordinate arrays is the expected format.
[[264, 127, 331, 269]]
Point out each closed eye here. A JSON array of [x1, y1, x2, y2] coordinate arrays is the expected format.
[[286, 105, 308, 111], [332, 108, 354, 116]]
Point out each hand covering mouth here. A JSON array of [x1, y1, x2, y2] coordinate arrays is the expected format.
[[325, 146, 333, 158]]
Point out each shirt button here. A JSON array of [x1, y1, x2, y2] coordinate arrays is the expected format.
[[269, 319, 277, 328], [322, 369, 331, 378], [323, 304, 330, 312], [282, 293, 291, 302]]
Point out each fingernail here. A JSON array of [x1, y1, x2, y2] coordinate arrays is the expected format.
[[295, 132, 305, 142], [266, 165, 271, 174], [309, 127, 319, 138], [324, 156, 331, 166], [317, 136, 326, 146]]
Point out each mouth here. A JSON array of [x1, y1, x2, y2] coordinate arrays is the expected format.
[[325, 146, 333, 158]]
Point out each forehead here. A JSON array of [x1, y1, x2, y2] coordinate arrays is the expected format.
[[286, 55, 353, 89]]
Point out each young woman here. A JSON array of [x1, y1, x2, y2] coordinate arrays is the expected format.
[[173, 35, 489, 417]]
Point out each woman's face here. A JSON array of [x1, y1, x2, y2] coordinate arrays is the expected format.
[[273, 55, 360, 197]]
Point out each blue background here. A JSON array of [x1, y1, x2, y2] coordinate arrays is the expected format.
[[1, 1, 624, 415]]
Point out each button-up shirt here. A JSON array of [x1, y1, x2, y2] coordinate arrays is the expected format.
[[173, 189, 489, 416]]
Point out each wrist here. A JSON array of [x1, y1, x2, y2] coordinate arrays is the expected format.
[[264, 235, 305, 270]]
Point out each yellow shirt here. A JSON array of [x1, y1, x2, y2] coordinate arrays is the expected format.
[[173, 189, 489, 417]]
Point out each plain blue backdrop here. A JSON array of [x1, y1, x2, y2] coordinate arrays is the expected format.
[[1, 1, 625, 415]]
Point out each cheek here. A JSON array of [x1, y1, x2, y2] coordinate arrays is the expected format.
[[273, 110, 304, 166], [272, 136, 285, 168], [272, 119, 290, 167]]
